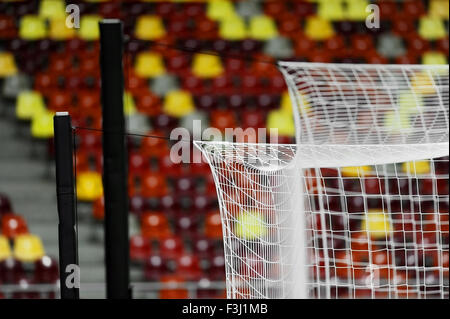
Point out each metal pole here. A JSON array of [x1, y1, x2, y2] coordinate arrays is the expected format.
[[54, 112, 79, 299], [99, 19, 130, 299]]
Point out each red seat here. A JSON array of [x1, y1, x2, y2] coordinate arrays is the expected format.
[[436, 37, 449, 56], [174, 177, 196, 196], [135, 89, 161, 116], [293, 1, 316, 17], [241, 109, 266, 129], [182, 75, 206, 95], [264, 1, 287, 17], [392, 18, 416, 36], [194, 17, 218, 40], [402, 1, 426, 19], [141, 171, 169, 198], [158, 152, 183, 178], [205, 211, 222, 239], [294, 34, 316, 56], [210, 110, 237, 131], [0, 258, 25, 283], [129, 152, 147, 176], [140, 131, 170, 158], [129, 195, 148, 216], [209, 252, 226, 280], [212, 75, 235, 95], [34, 72, 58, 94], [159, 275, 189, 299], [141, 211, 171, 239], [192, 236, 216, 259], [47, 89, 73, 113], [176, 253, 202, 280], [407, 33, 431, 55], [34, 256, 58, 284], [130, 234, 151, 262], [125, 72, 148, 95], [144, 254, 168, 281], [378, 1, 398, 20], [1, 214, 28, 239], [77, 90, 101, 116], [196, 94, 219, 111], [159, 236, 184, 259], [174, 213, 198, 236], [0, 14, 17, 38], [99, 1, 122, 19], [351, 34, 374, 55], [278, 13, 300, 37], [324, 35, 347, 56]]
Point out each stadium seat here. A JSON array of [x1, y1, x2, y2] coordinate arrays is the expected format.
[[219, 15, 247, 40], [0, 235, 11, 261], [418, 16, 447, 40], [293, 1, 316, 17], [76, 171, 103, 202], [180, 111, 210, 135], [402, 160, 430, 175], [135, 15, 166, 40], [159, 236, 184, 259], [78, 15, 101, 41], [13, 234, 45, 262], [150, 74, 179, 97], [207, 0, 236, 21], [191, 53, 224, 79], [249, 15, 278, 40], [19, 15, 47, 40], [209, 252, 226, 280], [237, 0, 262, 18], [123, 91, 137, 116], [402, 0, 426, 19], [341, 166, 372, 177], [92, 196, 104, 221], [0, 52, 17, 77], [134, 52, 166, 78], [163, 90, 195, 118], [141, 211, 171, 239], [159, 275, 189, 299], [422, 52, 448, 65], [15, 91, 45, 121], [192, 237, 215, 259], [39, 0, 66, 19], [47, 89, 73, 112], [304, 16, 335, 40], [436, 37, 449, 56], [345, 0, 370, 21], [429, 0, 450, 19], [411, 71, 438, 95], [144, 254, 168, 281], [263, 36, 294, 59], [0, 258, 25, 284], [141, 171, 169, 198], [176, 253, 202, 280], [49, 18, 76, 40], [0, 14, 17, 38], [205, 211, 222, 239], [31, 110, 55, 139], [34, 256, 58, 283], [130, 234, 151, 262], [266, 109, 295, 137], [377, 33, 406, 58], [318, 0, 345, 21], [1, 214, 28, 239], [210, 109, 237, 131]]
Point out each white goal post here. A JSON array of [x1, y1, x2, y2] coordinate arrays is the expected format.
[[194, 62, 449, 299]]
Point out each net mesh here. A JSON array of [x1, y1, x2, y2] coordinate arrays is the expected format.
[[195, 62, 449, 299]]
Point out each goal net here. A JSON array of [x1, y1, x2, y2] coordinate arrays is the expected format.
[[194, 62, 449, 299]]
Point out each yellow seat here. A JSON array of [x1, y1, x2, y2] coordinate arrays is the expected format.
[[163, 90, 195, 118], [384, 110, 411, 133], [191, 53, 224, 78], [236, 211, 266, 240], [135, 15, 166, 40], [49, 18, 76, 40], [78, 15, 101, 41], [362, 211, 392, 240], [305, 16, 335, 40], [281, 91, 312, 115], [266, 109, 295, 137], [402, 160, 430, 175], [248, 15, 278, 40], [219, 15, 247, 40], [13, 234, 45, 262], [0, 52, 17, 77], [16, 91, 46, 121], [418, 16, 447, 40], [19, 15, 47, 40], [123, 91, 136, 116], [345, 0, 370, 21], [318, 0, 345, 21], [411, 71, 437, 95], [39, 0, 66, 19], [422, 51, 448, 65], [398, 90, 423, 114], [134, 52, 166, 78], [429, 0, 449, 19], [207, 0, 237, 21], [341, 166, 372, 177], [31, 109, 55, 139], [76, 171, 103, 201], [0, 235, 11, 261]]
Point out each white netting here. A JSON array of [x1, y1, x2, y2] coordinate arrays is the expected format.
[[194, 62, 449, 299]]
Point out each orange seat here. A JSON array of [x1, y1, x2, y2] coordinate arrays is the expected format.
[[1, 214, 28, 239], [205, 211, 223, 239], [141, 172, 169, 198], [141, 211, 171, 239], [159, 275, 189, 299]]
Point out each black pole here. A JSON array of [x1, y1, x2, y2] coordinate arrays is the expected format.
[[99, 19, 130, 299], [54, 112, 79, 299]]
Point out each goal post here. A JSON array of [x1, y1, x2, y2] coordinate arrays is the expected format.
[[195, 62, 449, 299]]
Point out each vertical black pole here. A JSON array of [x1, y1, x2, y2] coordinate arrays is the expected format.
[[54, 112, 79, 299], [99, 20, 130, 299]]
